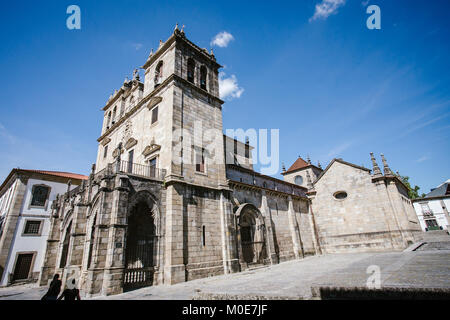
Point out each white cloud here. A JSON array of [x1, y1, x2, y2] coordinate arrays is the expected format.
[[327, 141, 353, 158], [132, 42, 143, 51], [310, 0, 346, 21], [210, 31, 234, 48], [400, 112, 450, 138], [0, 123, 17, 144], [416, 155, 430, 163], [219, 72, 244, 100]]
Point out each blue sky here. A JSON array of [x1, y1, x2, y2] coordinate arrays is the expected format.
[[0, 0, 449, 194]]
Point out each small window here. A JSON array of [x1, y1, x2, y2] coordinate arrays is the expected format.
[[155, 61, 163, 87], [24, 220, 41, 235], [30, 185, 50, 207], [334, 191, 348, 200], [187, 58, 195, 83], [196, 148, 205, 173], [104, 145, 108, 159], [112, 106, 117, 124], [202, 226, 206, 247], [151, 106, 158, 124], [245, 144, 250, 158], [294, 176, 303, 186], [128, 150, 134, 173], [200, 66, 207, 90], [148, 157, 157, 177], [234, 140, 238, 155]]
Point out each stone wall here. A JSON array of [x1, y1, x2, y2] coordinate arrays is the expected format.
[[229, 182, 313, 263], [311, 160, 421, 253]]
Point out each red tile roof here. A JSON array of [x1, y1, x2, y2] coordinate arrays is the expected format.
[[0, 168, 89, 195], [284, 157, 310, 174], [18, 169, 89, 181]]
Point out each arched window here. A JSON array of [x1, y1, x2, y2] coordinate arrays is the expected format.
[[87, 213, 97, 268], [30, 185, 50, 207], [294, 176, 303, 186], [155, 61, 163, 87], [129, 96, 135, 108], [59, 221, 72, 268], [200, 66, 207, 90], [187, 58, 195, 83], [107, 112, 111, 129], [112, 106, 117, 124]]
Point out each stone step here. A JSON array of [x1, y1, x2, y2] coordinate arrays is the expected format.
[[246, 263, 268, 271], [403, 242, 426, 252], [421, 230, 450, 242]]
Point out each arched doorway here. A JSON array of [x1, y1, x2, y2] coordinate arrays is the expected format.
[[124, 196, 158, 291], [237, 205, 267, 265]]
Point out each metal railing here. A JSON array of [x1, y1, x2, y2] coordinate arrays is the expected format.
[[422, 209, 434, 217], [117, 160, 166, 180], [93, 161, 166, 181]]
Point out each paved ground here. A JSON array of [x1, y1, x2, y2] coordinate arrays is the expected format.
[[1, 242, 449, 300]]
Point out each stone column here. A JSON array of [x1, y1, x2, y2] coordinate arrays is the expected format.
[[102, 174, 128, 296], [384, 180, 409, 247], [39, 199, 62, 286], [260, 191, 278, 264], [372, 179, 398, 249], [219, 191, 239, 274], [39, 239, 61, 286], [0, 175, 28, 283], [287, 196, 302, 259], [63, 199, 88, 289], [163, 184, 186, 284], [85, 178, 109, 297], [307, 199, 322, 255]]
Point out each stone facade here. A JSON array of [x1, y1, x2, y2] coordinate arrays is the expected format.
[[307, 157, 422, 253], [37, 28, 423, 297], [39, 28, 316, 297]]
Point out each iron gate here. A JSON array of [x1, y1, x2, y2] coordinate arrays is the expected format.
[[123, 236, 157, 291]]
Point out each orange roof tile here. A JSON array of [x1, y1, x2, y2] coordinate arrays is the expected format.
[[18, 169, 89, 181], [285, 157, 310, 174], [0, 168, 89, 195]]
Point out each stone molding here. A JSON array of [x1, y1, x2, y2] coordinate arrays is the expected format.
[[124, 137, 138, 150]]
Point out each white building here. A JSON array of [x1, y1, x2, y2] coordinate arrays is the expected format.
[[0, 169, 87, 287], [412, 179, 450, 232]]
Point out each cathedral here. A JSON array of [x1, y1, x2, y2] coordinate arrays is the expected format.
[[38, 27, 422, 297]]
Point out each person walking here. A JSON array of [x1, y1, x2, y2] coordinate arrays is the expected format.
[[57, 279, 81, 300], [41, 274, 62, 300]]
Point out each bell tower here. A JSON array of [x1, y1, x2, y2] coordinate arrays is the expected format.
[[141, 26, 227, 189], [139, 27, 235, 284]]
